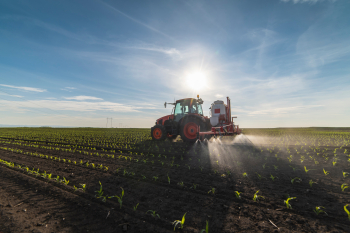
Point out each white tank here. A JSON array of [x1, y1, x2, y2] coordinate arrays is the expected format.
[[210, 100, 226, 127]]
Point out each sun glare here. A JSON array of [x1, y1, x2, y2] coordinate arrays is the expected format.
[[186, 71, 207, 91]]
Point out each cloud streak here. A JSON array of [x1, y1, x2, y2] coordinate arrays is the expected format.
[[0, 84, 46, 92], [64, 95, 103, 101], [0, 99, 157, 112]]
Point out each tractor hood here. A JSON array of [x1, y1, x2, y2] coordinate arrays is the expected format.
[[156, 115, 174, 125]]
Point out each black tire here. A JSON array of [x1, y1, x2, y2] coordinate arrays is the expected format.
[[151, 125, 166, 141], [180, 117, 205, 143]]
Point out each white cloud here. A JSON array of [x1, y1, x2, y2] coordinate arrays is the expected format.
[[0, 84, 46, 92], [0, 92, 23, 98], [61, 87, 77, 92], [64, 95, 103, 101], [215, 94, 223, 98], [247, 105, 323, 116], [281, 0, 335, 3], [0, 99, 140, 112]]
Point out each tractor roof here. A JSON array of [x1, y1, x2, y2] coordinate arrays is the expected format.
[[176, 98, 196, 102]]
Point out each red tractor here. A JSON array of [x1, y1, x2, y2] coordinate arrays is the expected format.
[[151, 95, 241, 142]]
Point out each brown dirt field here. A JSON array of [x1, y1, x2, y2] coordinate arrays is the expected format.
[[0, 137, 350, 232]]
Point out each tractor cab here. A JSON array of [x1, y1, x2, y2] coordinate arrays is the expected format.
[[173, 98, 203, 121]]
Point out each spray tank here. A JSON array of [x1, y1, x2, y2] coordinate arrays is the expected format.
[[209, 100, 227, 127]]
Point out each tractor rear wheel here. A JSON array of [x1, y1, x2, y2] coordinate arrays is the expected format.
[[180, 118, 204, 143], [151, 125, 166, 141]]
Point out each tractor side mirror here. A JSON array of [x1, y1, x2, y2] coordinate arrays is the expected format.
[[164, 102, 167, 108]]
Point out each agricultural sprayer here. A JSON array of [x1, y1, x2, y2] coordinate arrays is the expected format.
[[151, 95, 241, 142]]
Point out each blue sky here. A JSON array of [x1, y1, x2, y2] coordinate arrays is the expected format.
[[0, 0, 349, 128]]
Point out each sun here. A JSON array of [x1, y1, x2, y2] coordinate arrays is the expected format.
[[186, 71, 207, 91]]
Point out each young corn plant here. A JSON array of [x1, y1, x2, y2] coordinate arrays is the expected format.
[[343, 171, 349, 178], [234, 191, 242, 199], [314, 206, 328, 216], [256, 173, 266, 180], [167, 174, 170, 184], [173, 212, 186, 231], [177, 181, 184, 188], [270, 174, 278, 181], [109, 187, 124, 209], [191, 184, 198, 190], [133, 203, 139, 211], [146, 210, 160, 218], [95, 181, 106, 202], [344, 204, 350, 221], [200, 220, 209, 233], [208, 187, 216, 195], [61, 177, 69, 185], [341, 183, 348, 192], [253, 190, 264, 202], [323, 168, 329, 176], [304, 166, 314, 173], [80, 183, 86, 192], [242, 172, 248, 178], [284, 197, 296, 209], [153, 176, 159, 181], [309, 180, 317, 187], [291, 177, 302, 184]]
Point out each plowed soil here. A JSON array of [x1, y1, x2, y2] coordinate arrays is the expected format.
[[1, 135, 350, 233]]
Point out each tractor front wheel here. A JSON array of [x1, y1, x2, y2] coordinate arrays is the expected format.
[[151, 125, 166, 141]]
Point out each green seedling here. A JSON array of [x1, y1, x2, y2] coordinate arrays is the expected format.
[[167, 174, 170, 184], [141, 175, 146, 179], [41, 171, 47, 179], [191, 184, 198, 190], [314, 206, 328, 216], [234, 191, 241, 199], [56, 176, 60, 183], [208, 187, 216, 194], [343, 171, 349, 178], [304, 166, 314, 173], [291, 177, 302, 184], [344, 204, 350, 221], [62, 177, 69, 185], [273, 165, 278, 170], [95, 181, 105, 201], [177, 181, 184, 187], [323, 168, 329, 176], [133, 203, 139, 211], [256, 173, 266, 180], [309, 180, 317, 187], [200, 220, 209, 233], [153, 176, 159, 181], [270, 174, 278, 181], [284, 197, 296, 209], [341, 183, 348, 192], [109, 187, 124, 209], [80, 183, 86, 192], [242, 172, 248, 178], [253, 190, 264, 202], [262, 163, 267, 169], [173, 212, 186, 231], [146, 210, 160, 218]]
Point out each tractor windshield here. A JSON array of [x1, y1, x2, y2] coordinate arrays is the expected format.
[[174, 99, 203, 121]]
